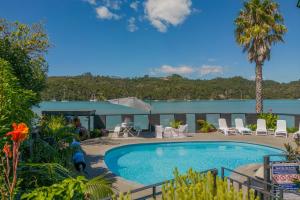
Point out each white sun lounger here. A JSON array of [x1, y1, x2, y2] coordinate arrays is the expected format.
[[112, 126, 121, 138], [163, 127, 173, 138], [235, 118, 252, 135], [256, 119, 268, 136], [155, 125, 164, 138], [275, 120, 288, 138], [177, 124, 188, 138], [218, 118, 237, 136], [293, 123, 300, 139]]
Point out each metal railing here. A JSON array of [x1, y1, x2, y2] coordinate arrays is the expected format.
[[102, 168, 218, 200], [102, 166, 300, 200], [221, 167, 300, 200]]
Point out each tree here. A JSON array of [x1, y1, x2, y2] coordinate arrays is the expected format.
[[235, 0, 287, 113], [0, 19, 49, 104], [0, 59, 36, 135]]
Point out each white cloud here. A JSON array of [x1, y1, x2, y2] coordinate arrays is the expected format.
[[150, 64, 224, 77], [130, 1, 139, 11], [198, 65, 223, 76], [145, 0, 192, 32], [101, 0, 122, 10], [96, 6, 121, 20], [127, 17, 138, 32], [84, 0, 97, 5]]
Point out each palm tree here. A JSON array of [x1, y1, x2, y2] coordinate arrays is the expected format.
[[235, 0, 287, 113]]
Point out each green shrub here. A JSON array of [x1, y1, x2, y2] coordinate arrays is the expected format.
[[114, 169, 259, 200], [21, 175, 113, 200], [287, 127, 299, 133], [247, 124, 257, 131], [197, 120, 216, 133], [90, 129, 102, 138], [170, 120, 182, 129], [161, 169, 259, 200], [258, 113, 278, 129]]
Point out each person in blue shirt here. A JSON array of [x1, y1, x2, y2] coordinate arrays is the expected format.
[[73, 150, 86, 172]]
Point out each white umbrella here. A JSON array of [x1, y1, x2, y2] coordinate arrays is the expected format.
[[107, 97, 151, 112]]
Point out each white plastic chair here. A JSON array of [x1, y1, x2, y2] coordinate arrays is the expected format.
[[177, 124, 188, 138], [112, 126, 121, 138], [256, 119, 268, 136], [235, 118, 252, 135], [218, 118, 236, 136], [164, 127, 173, 138], [155, 125, 163, 139], [293, 123, 300, 139], [275, 120, 288, 138]]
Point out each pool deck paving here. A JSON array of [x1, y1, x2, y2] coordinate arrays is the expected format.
[[80, 132, 296, 196]]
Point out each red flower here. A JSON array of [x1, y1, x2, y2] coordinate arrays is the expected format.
[[3, 143, 12, 158], [6, 123, 29, 143]]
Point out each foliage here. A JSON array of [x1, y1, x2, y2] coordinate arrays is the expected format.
[[161, 169, 259, 200], [0, 18, 49, 103], [258, 113, 278, 129], [39, 115, 76, 143], [42, 75, 300, 101], [235, 0, 287, 113], [1, 123, 29, 200], [113, 169, 259, 200], [197, 119, 216, 133], [0, 59, 36, 133], [170, 120, 182, 129], [18, 163, 73, 193], [90, 129, 103, 138], [287, 127, 299, 133], [21, 175, 113, 200], [247, 124, 257, 131], [284, 143, 298, 161]]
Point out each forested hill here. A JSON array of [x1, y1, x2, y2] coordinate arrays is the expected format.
[[42, 74, 300, 101]]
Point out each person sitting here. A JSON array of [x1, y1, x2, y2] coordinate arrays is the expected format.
[[73, 118, 88, 139]]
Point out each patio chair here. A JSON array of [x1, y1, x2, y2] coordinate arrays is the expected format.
[[235, 118, 252, 135], [293, 123, 300, 139], [164, 127, 174, 138], [121, 122, 134, 137], [177, 124, 188, 138], [155, 125, 163, 139], [112, 126, 121, 138], [218, 118, 237, 136], [256, 119, 268, 136], [275, 120, 288, 138]]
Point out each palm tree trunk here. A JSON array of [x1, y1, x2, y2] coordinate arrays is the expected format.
[[255, 63, 263, 113]]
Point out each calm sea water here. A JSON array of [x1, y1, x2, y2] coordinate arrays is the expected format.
[[33, 100, 300, 131]]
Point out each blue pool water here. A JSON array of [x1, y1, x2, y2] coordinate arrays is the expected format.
[[104, 142, 284, 185]]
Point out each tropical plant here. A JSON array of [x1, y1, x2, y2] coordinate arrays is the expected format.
[[162, 169, 259, 200], [197, 119, 216, 133], [235, 0, 287, 113], [1, 123, 29, 200], [258, 113, 278, 129], [21, 175, 113, 200], [114, 169, 259, 200], [247, 124, 257, 131], [170, 120, 182, 129], [39, 115, 76, 143], [18, 163, 73, 193], [287, 127, 299, 134]]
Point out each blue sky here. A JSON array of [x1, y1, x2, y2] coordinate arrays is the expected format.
[[1, 0, 299, 82]]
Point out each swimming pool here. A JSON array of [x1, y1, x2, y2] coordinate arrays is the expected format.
[[104, 141, 284, 185]]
